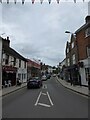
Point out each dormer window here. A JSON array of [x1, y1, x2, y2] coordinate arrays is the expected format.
[[67, 48, 69, 53], [71, 42, 74, 48], [87, 47, 90, 58], [85, 27, 90, 37]]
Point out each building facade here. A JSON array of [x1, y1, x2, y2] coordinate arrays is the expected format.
[[27, 59, 41, 79], [75, 16, 90, 86], [2, 37, 27, 86], [64, 15, 90, 86]]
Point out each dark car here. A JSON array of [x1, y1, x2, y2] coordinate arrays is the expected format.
[[46, 74, 51, 79], [27, 77, 42, 89]]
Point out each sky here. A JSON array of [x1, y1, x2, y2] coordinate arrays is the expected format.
[[0, 0, 89, 66]]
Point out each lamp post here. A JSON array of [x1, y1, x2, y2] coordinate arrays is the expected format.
[[0, 37, 2, 90]]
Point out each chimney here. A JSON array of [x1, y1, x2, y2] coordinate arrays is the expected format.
[[85, 16, 90, 23], [3, 36, 10, 47]]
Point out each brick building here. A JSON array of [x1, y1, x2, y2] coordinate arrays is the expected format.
[[27, 59, 41, 79], [75, 15, 90, 86], [65, 15, 90, 86]]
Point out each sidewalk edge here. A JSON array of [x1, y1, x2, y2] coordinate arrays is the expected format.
[[2, 85, 26, 97], [57, 78, 89, 97]]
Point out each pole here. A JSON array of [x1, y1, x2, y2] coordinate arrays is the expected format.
[[0, 37, 2, 120], [0, 37, 2, 90], [88, 1, 90, 15]]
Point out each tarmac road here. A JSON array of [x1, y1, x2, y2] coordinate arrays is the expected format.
[[2, 77, 88, 118]]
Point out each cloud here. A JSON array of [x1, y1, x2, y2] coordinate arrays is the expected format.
[[1, 2, 88, 66]]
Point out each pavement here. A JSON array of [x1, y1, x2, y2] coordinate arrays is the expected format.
[[0, 82, 27, 97], [0, 77, 89, 97], [56, 77, 89, 97]]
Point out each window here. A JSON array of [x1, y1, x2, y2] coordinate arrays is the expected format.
[[87, 47, 90, 58], [13, 57, 16, 66], [85, 68, 90, 81], [72, 54, 76, 64], [19, 60, 21, 67], [85, 27, 90, 37], [18, 74, 21, 80], [71, 42, 74, 48], [67, 58, 70, 66], [5, 54, 9, 65], [24, 61, 26, 68], [67, 48, 69, 53], [24, 74, 26, 79]]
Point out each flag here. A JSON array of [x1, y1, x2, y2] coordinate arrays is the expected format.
[[48, 0, 51, 4], [40, 0, 44, 4], [56, 0, 60, 4]]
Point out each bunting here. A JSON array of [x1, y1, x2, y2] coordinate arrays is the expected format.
[[32, 0, 35, 4], [56, 0, 60, 4], [7, 0, 9, 4], [14, 0, 17, 4], [74, 0, 76, 3], [0, 0, 85, 4], [48, 0, 51, 4], [40, 0, 44, 4], [22, 0, 25, 4]]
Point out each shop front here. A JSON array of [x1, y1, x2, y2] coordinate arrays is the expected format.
[[65, 64, 81, 85], [2, 66, 17, 86]]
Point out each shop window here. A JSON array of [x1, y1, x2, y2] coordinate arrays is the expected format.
[[85, 68, 90, 81]]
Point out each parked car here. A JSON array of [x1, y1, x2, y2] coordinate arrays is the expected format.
[[46, 74, 51, 79], [41, 75, 47, 81], [27, 77, 42, 89], [53, 74, 56, 77]]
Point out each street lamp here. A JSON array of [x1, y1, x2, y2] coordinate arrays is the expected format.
[[65, 31, 76, 39]]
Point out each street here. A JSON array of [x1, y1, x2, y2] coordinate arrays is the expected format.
[[2, 77, 88, 118]]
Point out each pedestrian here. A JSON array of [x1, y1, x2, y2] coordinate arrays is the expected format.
[[88, 74, 90, 91]]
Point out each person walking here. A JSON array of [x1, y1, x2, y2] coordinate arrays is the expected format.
[[88, 74, 90, 91]]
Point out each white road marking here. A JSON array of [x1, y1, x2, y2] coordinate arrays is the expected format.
[[41, 92, 47, 95], [42, 84, 47, 89], [35, 91, 42, 106], [38, 103, 51, 107], [47, 91, 54, 106]]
